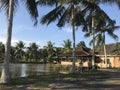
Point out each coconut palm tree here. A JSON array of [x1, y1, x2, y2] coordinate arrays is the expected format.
[[14, 41, 25, 62], [62, 39, 72, 53], [26, 42, 39, 62], [44, 41, 56, 63], [0, 0, 38, 84], [84, 12, 119, 68], [81, 0, 117, 68], [39, 0, 85, 73]]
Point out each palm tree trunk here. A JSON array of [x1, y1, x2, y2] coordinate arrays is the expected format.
[[103, 33, 107, 68], [0, 0, 14, 84], [71, 5, 76, 73], [92, 11, 95, 68]]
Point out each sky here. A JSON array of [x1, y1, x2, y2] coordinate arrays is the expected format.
[[0, 3, 120, 48]]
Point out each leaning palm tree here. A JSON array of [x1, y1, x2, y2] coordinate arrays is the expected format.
[[0, 0, 38, 84]]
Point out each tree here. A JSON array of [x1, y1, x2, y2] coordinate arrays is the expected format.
[[81, 0, 117, 68], [26, 42, 39, 62], [14, 41, 25, 62], [83, 2, 119, 68], [62, 39, 72, 53], [0, 0, 38, 84], [39, 0, 85, 73], [43, 41, 55, 63], [76, 41, 91, 51]]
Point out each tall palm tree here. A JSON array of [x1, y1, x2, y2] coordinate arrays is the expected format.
[[39, 0, 85, 73], [0, 0, 38, 84], [81, 0, 116, 68], [84, 10, 119, 68]]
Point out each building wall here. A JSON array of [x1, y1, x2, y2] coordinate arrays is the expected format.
[[98, 56, 120, 68]]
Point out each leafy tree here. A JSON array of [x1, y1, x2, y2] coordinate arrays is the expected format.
[[39, 0, 85, 73]]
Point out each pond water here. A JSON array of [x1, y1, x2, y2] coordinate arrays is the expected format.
[[0, 63, 71, 78]]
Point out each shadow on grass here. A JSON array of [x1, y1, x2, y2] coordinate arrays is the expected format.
[[0, 69, 120, 90]]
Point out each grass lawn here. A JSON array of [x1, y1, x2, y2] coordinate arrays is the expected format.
[[0, 69, 120, 90]]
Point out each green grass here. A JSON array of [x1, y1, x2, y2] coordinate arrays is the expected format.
[[0, 69, 119, 89], [0, 74, 57, 89]]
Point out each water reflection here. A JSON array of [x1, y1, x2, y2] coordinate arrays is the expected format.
[[0, 63, 71, 78], [21, 64, 27, 77]]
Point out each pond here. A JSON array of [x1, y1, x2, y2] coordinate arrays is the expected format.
[[0, 63, 71, 78]]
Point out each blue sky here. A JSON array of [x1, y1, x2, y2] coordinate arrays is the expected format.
[[0, 3, 120, 48]]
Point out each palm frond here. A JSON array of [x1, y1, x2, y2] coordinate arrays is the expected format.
[[40, 5, 65, 25], [57, 8, 69, 27], [38, 0, 57, 6], [0, 0, 18, 15], [23, 0, 38, 25]]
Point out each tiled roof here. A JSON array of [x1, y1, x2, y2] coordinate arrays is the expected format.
[[59, 47, 92, 57], [95, 44, 116, 55]]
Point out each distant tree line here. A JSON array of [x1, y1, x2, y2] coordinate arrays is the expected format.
[[0, 40, 90, 63]]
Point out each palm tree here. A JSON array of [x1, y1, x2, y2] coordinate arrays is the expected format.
[[62, 39, 72, 53], [44, 41, 55, 63], [39, 0, 85, 73], [26, 42, 39, 62], [0, 0, 38, 84], [76, 41, 91, 51], [84, 10, 119, 68], [14, 41, 25, 62], [81, 0, 117, 68]]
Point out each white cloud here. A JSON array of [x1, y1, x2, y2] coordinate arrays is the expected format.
[[63, 27, 72, 33], [0, 35, 46, 48], [13, 25, 34, 31]]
